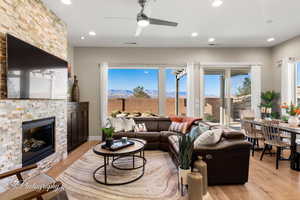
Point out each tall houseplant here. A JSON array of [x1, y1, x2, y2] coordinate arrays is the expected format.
[[178, 134, 194, 185], [260, 91, 280, 118]]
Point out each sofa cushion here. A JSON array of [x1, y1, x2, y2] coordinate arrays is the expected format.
[[194, 129, 223, 147], [160, 131, 177, 142], [194, 139, 252, 151], [123, 118, 136, 132], [168, 135, 179, 154], [108, 117, 125, 132], [133, 118, 159, 131], [222, 129, 245, 140], [169, 122, 189, 134], [134, 123, 147, 132], [158, 120, 172, 131], [113, 132, 136, 139], [135, 132, 161, 142]]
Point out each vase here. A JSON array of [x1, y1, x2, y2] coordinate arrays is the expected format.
[[178, 167, 191, 185], [71, 76, 80, 102], [288, 116, 299, 127], [193, 156, 208, 195], [105, 138, 114, 147]]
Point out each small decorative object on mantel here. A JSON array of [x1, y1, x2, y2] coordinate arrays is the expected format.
[[102, 127, 115, 147], [67, 74, 74, 102], [71, 75, 80, 102], [178, 134, 194, 196], [280, 103, 300, 127]]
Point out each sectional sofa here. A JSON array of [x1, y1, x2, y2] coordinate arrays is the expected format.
[[104, 117, 252, 185]]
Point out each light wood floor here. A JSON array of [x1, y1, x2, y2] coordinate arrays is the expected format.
[[48, 142, 300, 200]]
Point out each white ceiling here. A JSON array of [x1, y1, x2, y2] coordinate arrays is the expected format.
[[42, 0, 300, 47]]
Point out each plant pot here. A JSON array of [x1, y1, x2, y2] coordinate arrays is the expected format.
[[105, 138, 114, 147], [288, 116, 299, 127], [178, 167, 191, 185]]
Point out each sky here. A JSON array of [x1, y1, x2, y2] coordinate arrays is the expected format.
[[108, 69, 250, 97]]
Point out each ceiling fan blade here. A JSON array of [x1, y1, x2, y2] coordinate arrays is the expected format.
[[149, 18, 178, 27], [135, 25, 143, 37]]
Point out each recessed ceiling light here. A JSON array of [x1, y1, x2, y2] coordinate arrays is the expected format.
[[212, 0, 223, 7], [266, 19, 273, 24], [81, 36, 85, 40], [191, 32, 199, 37], [208, 38, 215, 42], [89, 31, 96, 36], [267, 37, 275, 42], [61, 0, 72, 5]]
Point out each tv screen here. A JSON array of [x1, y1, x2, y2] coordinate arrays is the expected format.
[[6, 34, 68, 99]]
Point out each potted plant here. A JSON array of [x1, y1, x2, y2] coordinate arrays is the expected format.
[[178, 134, 194, 185], [280, 103, 300, 127], [260, 91, 280, 119], [102, 127, 115, 147]]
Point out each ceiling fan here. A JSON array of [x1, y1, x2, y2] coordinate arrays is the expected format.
[[105, 0, 178, 37]]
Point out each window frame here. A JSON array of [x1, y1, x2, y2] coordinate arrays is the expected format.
[[107, 65, 186, 116]]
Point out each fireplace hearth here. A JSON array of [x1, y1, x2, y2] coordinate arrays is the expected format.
[[22, 117, 55, 167]]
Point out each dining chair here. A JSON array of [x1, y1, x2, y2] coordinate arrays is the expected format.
[[260, 121, 291, 169], [243, 121, 264, 156]]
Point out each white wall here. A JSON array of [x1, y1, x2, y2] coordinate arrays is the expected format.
[[73, 47, 273, 137], [271, 36, 300, 93]]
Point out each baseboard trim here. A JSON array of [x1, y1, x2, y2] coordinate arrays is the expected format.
[[89, 136, 101, 141]]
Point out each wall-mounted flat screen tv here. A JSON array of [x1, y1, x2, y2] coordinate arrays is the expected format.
[[6, 34, 68, 99]]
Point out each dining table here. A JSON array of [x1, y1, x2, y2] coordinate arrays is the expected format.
[[242, 119, 300, 171]]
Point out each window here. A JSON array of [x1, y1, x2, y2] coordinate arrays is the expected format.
[[165, 69, 187, 116], [108, 69, 159, 116]]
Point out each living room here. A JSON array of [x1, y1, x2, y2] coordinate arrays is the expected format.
[[1, 0, 300, 200]]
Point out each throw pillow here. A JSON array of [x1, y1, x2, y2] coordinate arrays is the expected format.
[[169, 122, 189, 134], [188, 126, 201, 140], [123, 118, 136, 132], [134, 123, 147, 132], [194, 129, 223, 147], [198, 123, 210, 134], [108, 117, 125, 132]]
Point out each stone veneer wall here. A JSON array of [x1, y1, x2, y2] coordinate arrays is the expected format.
[[0, 0, 68, 189], [0, 0, 67, 98], [0, 100, 67, 172]]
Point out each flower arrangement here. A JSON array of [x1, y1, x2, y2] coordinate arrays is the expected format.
[[280, 103, 300, 116]]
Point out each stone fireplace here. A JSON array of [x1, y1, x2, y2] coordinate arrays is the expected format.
[[22, 117, 56, 167], [0, 100, 67, 181]]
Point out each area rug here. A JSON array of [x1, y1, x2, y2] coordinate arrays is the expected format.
[[58, 150, 212, 200]]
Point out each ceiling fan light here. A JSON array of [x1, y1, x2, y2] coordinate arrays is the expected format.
[[138, 19, 150, 27], [212, 0, 223, 7]]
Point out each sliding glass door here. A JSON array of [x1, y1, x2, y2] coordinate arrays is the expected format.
[[203, 67, 251, 128], [230, 69, 251, 128], [203, 70, 226, 125]]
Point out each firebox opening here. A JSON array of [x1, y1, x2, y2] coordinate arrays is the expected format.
[[22, 117, 55, 167]]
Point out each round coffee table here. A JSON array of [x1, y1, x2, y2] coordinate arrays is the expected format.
[[93, 138, 147, 186]]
